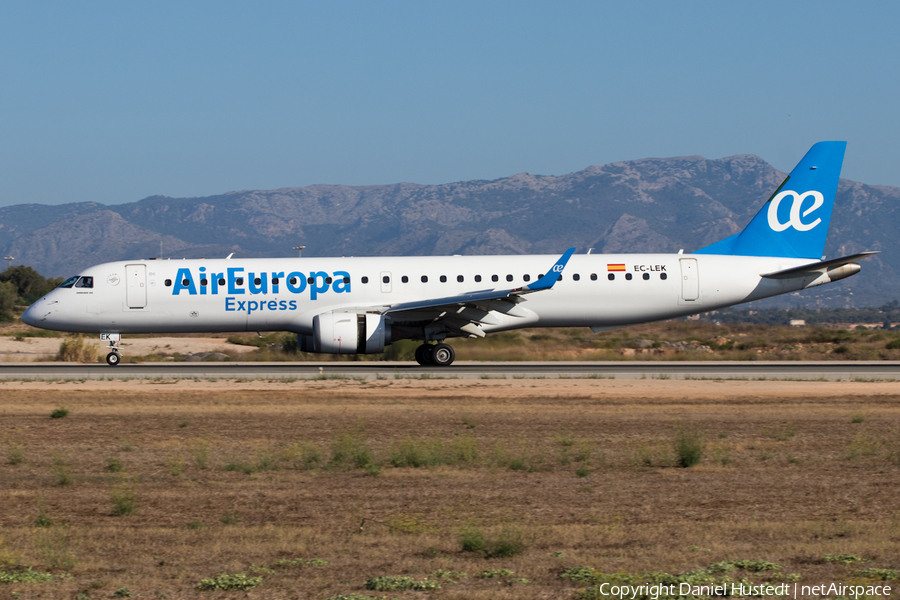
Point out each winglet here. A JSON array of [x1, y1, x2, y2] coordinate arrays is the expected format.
[[515, 247, 576, 293]]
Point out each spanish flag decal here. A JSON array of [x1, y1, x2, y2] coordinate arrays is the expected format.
[[607, 264, 626, 272]]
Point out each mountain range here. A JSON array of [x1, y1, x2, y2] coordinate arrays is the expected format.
[[0, 153, 895, 307]]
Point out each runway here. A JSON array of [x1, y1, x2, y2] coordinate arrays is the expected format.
[[0, 361, 898, 380]]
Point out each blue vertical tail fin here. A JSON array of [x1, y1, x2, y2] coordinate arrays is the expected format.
[[695, 141, 846, 259]]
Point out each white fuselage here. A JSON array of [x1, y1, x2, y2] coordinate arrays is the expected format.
[[23, 253, 819, 336]]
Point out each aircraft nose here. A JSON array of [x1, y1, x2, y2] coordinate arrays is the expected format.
[[21, 302, 40, 327]]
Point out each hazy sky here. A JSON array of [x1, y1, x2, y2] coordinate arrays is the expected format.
[[1, 1, 897, 207]]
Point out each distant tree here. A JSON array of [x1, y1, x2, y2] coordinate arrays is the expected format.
[[0, 266, 61, 304], [0, 280, 17, 321]]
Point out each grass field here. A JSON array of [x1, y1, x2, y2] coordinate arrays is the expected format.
[[6, 318, 900, 364], [1, 378, 899, 599]]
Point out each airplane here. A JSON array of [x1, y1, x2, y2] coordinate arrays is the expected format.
[[21, 141, 876, 367]]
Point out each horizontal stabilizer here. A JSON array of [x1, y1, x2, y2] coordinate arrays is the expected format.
[[761, 252, 878, 279]]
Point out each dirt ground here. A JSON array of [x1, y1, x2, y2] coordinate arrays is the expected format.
[[1, 378, 899, 599]]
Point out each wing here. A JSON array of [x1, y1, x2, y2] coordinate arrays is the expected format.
[[380, 248, 575, 338], [340, 248, 575, 340]]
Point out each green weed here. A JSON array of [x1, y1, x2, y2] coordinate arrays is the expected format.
[[673, 425, 704, 468], [196, 573, 262, 591], [166, 455, 185, 476], [191, 440, 210, 470], [34, 526, 76, 570], [854, 568, 900, 580], [0, 568, 55, 584], [329, 432, 377, 472], [845, 432, 877, 460], [365, 575, 439, 591], [476, 568, 514, 578], [823, 553, 865, 564], [6, 442, 24, 465], [52, 455, 72, 486], [460, 525, 526, 558], [111, 479, 136, 516]]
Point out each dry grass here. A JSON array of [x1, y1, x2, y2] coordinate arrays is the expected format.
[[0, 378, 899, 598]]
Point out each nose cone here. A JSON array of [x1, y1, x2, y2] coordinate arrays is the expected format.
[[21, 301, 40, 327]]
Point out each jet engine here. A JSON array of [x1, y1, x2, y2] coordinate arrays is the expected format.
[[300, 312, 388, 354]]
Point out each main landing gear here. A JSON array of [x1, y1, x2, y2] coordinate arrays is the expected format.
[[415, 342, 455, 367]]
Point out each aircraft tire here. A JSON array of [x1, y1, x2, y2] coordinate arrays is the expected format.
[[106, 352, 121, 366], [415, 344, 432, 366], [431, 343, 455, 367]]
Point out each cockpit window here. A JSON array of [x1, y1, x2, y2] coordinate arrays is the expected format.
[[75, 277, 93, 288], [58, 276, 80, 289]]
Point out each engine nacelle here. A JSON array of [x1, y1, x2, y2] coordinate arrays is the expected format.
[[310, 312, 388, 354]]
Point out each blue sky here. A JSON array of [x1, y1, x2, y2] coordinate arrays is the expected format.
[[0, 1, 897, 207]]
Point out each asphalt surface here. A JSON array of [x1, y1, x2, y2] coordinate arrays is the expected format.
[[0, 361, 898, 380]]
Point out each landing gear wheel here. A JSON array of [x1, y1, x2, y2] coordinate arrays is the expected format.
[[106, 352, 121, 366], [431, 343, 455, 367], [414, 344, 433, 366]]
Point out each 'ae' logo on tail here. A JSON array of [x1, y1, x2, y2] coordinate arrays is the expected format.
[[767, 190, 824, 232]]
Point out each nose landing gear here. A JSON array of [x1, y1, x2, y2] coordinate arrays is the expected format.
[[414, 342, 455, 366], [101, 333, 123, 366]]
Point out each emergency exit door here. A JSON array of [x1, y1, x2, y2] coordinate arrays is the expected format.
[[126, 264, 147, 308], [679, 258, 699, 302]]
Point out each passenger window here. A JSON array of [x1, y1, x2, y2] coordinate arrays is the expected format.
[[164, 279, 172, 287], [343, 276, 350, 284], [307, 277, 314, 284], [382, 275, 390, 284], [271, 277, 279, 285], [254, 278, 261, 285], [506, 274, 513, 282], [625, 273, 633, 280], [591, 273, 598, 281], [573, 274, 580, 281], [457, 275, 464, 282], [643, 273, 650, 280], [492, 275, 499, 282], [608, 273, 615, 281], [361, 276, 369, 284], [661, 273, 668, 280], [182, 279, 190, 286], [475, 275, 482, 282], [200, 278, 208, 286], [401, 276, 408, 283], [326, 277, 333, 284], [440, 275, 447, 283], [523, 274, 531, 282], [421, 275, 428, 283], [218, 278, 226, 286], [58, 275, 79, 289], [236, 278, 244, 285]]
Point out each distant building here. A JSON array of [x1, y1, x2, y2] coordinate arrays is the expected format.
[[789, 319, 806, 327]]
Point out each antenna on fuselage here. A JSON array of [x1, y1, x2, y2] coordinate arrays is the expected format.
[[293, 245, 306, 258]]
